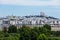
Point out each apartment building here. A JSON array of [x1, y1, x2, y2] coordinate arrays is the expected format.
[[0, 12, 60, 31]]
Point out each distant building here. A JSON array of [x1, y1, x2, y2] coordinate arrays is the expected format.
[[0, 12, 60, 31]]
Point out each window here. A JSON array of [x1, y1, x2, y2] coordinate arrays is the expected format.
[[36, 21, 38, 24], [53, 21, 55, 24], [57, 21, 59, 23], [3, 21, 9, 24], [39, 20, 41, 24]]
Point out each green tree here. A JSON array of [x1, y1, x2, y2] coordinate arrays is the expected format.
[[3, 27, 7, 33], [8, 25, 17, 33], [9, 33, 20, 40], [43, 24, 51, 30], [19, 25, 31, 40], [30, 29, 38, 40], [37, 34, 48, 40]]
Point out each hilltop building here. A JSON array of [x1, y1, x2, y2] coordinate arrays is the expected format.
[[0, 12, 60, 31]]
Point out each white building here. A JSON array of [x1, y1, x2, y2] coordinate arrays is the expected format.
[[0, 12, 60, 31]]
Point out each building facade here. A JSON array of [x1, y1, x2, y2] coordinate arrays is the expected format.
[[0, 12, 60, 31]]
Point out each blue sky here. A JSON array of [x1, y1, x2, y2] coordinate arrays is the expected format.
[[0, 0, 60, 18]]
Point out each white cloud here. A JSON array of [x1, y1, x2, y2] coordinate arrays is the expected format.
[[0, 0, 60, 6]]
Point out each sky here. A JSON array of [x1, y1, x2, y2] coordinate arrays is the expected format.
[[0, 0, 60, 18]]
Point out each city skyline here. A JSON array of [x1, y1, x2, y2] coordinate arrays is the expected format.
[[0, 0, 60, 18]]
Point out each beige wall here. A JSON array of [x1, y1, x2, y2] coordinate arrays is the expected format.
[[51, 27, 60, 31]]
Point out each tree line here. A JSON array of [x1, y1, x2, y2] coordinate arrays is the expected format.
[[0, 24, 60, 40]]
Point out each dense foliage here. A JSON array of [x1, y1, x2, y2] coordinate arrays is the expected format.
[[8, 25, 17, 33], [0, 24, 60, 40]]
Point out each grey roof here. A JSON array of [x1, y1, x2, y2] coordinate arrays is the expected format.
[[24, 15, 58, 20]]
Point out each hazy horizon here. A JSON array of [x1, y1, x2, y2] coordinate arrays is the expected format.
[[0, 0, 60, 18]]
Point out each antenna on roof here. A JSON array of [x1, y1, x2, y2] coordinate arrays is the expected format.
[[12, 13, 13, 16], [11, 7, 14, 16]]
